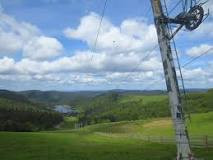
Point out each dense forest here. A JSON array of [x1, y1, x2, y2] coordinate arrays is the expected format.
[[0, 90, 63, 132]]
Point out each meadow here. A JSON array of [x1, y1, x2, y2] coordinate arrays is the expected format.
[[0, 112, 213, 160]]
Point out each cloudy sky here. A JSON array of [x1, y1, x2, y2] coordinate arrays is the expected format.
[[0, 0, 212, 91]]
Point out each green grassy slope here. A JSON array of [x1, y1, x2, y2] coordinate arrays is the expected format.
[[80, 112, 213, 137], [0, 90, 212, 160], [0, 132, 177, 160], [0, 112, 213, 160]]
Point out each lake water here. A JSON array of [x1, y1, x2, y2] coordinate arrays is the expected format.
[[54, 105, 74, 114]]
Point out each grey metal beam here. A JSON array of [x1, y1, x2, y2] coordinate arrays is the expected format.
[[150, 0, 194, 159]]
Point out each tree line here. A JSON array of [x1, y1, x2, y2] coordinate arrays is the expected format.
[[78, 90, 213, 126]]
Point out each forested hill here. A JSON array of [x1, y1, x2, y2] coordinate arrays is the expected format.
[[18, 90, 167, 106], [0, 89, 212, 131], [0, 90, 63, 132], [18, 90, 104, 106], [17, 89, 208, 106], [0, 90, 32, 104], [0, 89, 208, 107], [77, 89, 213, 125]]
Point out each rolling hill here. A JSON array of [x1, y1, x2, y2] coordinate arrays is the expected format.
[[0, 90, 63, 132], [77, 89, 213, 125], [0, 112, 213, 160], [0, 88, 212, 131]]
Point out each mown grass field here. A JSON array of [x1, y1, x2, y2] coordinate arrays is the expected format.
[[0, 112, 213, 160]]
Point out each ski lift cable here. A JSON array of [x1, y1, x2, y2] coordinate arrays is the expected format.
[[83, 0, 153, 88], [108, 44, 158, 89], [182, 47, 213, 68], [84, 0, 152, 88], [81, 0, 108, 87], [109, 4, 154, 89], [144, 2, 152, 17], [91, 0, 108, 55], [168, 0, 183, 14]]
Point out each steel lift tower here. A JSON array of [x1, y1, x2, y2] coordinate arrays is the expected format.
[[150, 0, 208, 159]]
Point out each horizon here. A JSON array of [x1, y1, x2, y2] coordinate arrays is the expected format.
[[0, 87, 211, 92]]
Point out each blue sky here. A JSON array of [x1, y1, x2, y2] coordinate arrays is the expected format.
[[0, 0, 212, 91]]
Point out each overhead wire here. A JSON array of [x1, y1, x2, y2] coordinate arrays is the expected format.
[[139, 0, 186, 91], [182, 47, 213, 68], [169, 0, 184, 14], [162, 0, 212, 122], [182, 0, 186, 12], [91, 0, 108, 54], [143, 1, 152, 17], [118, 0, 206, 91], [120, 0, 210, 91], [82, 0, 157, 88], [83, 0, 208, 90], [84, 0, 152, 88], [83, 0, 108, 87], [109, 43, 159, 89], [142, 75, 166, 91], [109, 4, 156, 89], [102, 1, 179, 89]]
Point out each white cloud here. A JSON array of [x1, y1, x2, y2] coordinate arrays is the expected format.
[[23, 36, 63, 60], [61, 13, 160, 86], [192, 21, 213, 38], [0, 9, 212, 89], [186, 44, 213, 57], [204, 0, 213, 17], [0, 14, 38, 54], [0, 29, 23, 53], [0, 12, 63, 60], [0, 57, 15, 74], [64, 12, 157, 54], [0, 50, 161, 75], [177, 65, 213, 88], [0, 53, 212, 88], [182, 68, 203, 80]]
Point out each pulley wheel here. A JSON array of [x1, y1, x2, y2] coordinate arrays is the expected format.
[[185, 5, 204, 31]]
